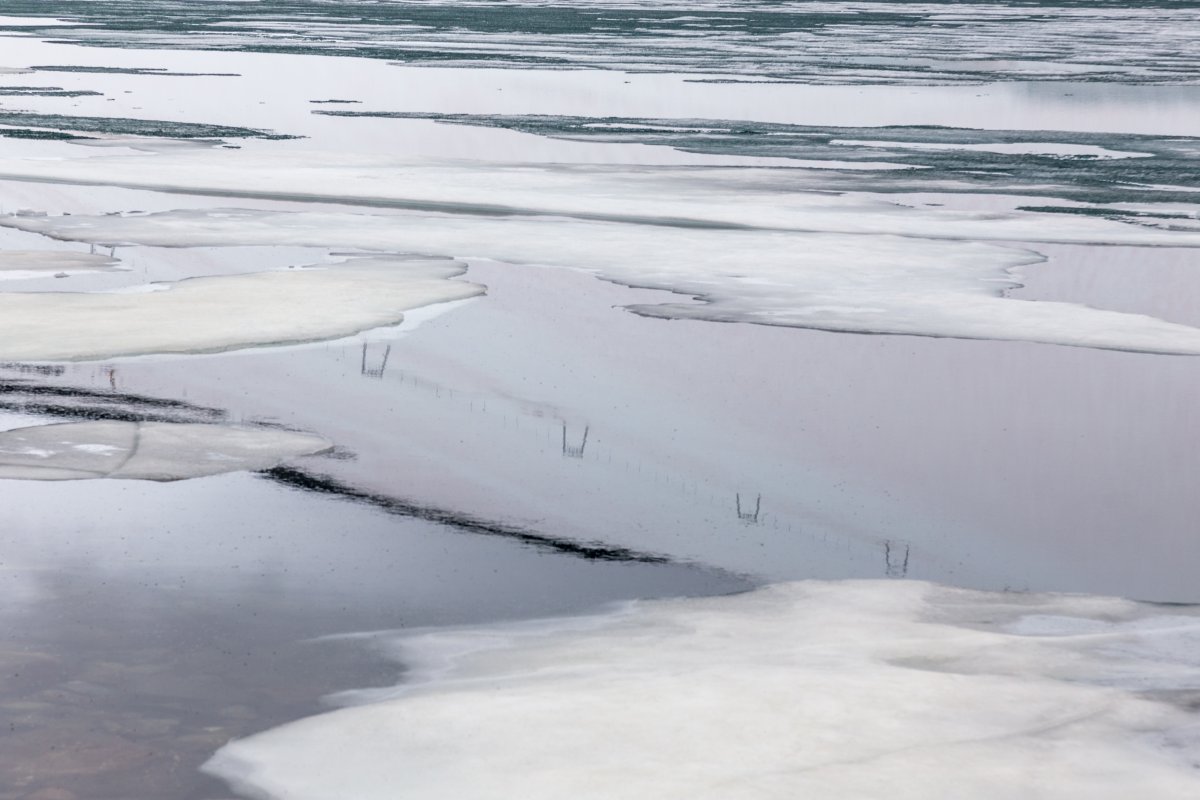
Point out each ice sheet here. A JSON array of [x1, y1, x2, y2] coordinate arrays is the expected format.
[[205, 580, 1200, 800], [0, 420, 330, 480], [10, 207, 1200, 355], [2, 148, 1196, 245], [0, 254, 483, 361], [3, 32, 1200, 147]]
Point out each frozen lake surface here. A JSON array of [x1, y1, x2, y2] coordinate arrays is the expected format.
[[0, 2, 1199, 799]]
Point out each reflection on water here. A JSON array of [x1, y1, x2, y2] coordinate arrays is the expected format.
[[884, 540, 911, 579], [6, 251, 1200, 604], [735, 492, 761, 524], [0, 5, 1196, 795], [0, 366, 747, 797], [262, 466, 670, 564], [561, 423, 588, 459], [0, 470, 746, 800], [359, 343, 390, 380]]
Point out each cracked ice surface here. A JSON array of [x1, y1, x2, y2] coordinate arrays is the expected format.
[[5, 2, 1199, 85], [0, 420, 330, 481], [206, 579, 1200, 800]]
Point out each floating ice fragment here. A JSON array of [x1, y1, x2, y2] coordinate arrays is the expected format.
[[205, 580, 1200, 800], [0, 420, 331, 481], [0, 255, 483, 361]]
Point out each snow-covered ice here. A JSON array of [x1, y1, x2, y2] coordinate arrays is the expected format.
[[0, 254, 482, 361], [206, 580, 1200, 800], [8, 206, 1200, 355]]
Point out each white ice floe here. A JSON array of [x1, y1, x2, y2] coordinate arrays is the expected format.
[[0, 420, 330, 481], [10, 206, 1200, 355], [0, 255, 482, 360], [0, 249, 120, 279], [2, 149, 1198, 246], [205, 580, 1200, 800]]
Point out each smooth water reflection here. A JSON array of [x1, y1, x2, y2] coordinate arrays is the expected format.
[[0, 467, 744, 800]]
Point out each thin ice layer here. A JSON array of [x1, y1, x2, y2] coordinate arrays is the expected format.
[[0, 420, 331, 480], [2, 149, 1199, 244], [205, 580, 1200, 800], [0, 249, 119, 275], [11, 207, 1200, 355], [0, 255, 482, 361]]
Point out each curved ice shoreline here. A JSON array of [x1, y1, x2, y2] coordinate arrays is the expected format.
[[0, 420, 331, 481], [9, 201, 1200, 356], [205, 579, 1200, 800], [0, 255, 483, 361]]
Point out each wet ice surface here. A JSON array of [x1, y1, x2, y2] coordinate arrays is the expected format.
[[0, 5, 1198, 800], [10, 249, 1200, 796], [32, 256, 1197, 601], [0, 420, 331, 481]]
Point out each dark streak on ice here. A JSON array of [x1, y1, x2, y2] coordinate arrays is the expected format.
[[262, 465, 675, 565], [0, 378, 228, 424]]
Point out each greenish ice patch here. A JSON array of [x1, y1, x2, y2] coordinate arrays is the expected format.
[[0, 127, 92, 140], [30, 64, 239, 77], [318, 110, 1200, 206], [0, 0, 1197, 84]]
